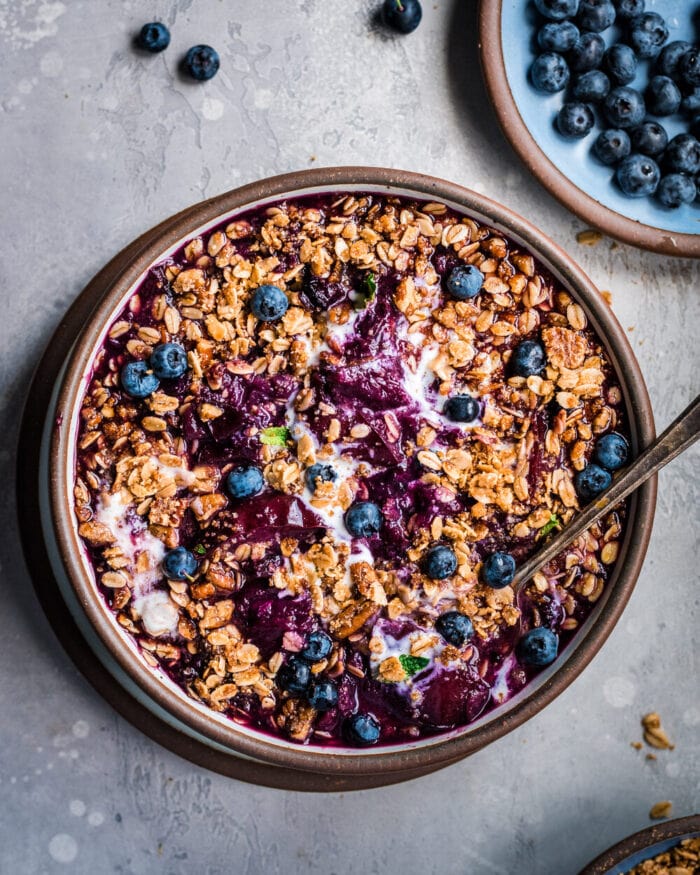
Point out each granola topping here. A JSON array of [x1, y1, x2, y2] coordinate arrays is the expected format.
[[74, 192, 628, 746]]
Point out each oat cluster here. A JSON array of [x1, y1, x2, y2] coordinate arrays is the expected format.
[[626, 837, 700, 874]]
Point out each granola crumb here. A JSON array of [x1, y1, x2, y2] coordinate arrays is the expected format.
[[642, 712, 675, 751], [649, 800, 673, 820], [576, 228, 603, 246]]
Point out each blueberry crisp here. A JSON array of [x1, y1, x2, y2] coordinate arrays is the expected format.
[[74, 193, 628, 746]]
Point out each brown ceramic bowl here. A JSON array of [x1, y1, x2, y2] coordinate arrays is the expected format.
[[578, 814, 700, 874], [40, 167, 656, 782]]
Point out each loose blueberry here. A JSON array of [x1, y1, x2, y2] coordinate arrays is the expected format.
[[682, 89, 700, 117], [277, 656, 311, 695], [226, 464, 264, 499], [645, 76, 681, 116], [557, 102, 595, 138], [509, 340, 546, 377], [655, 40, 693, 79], [572, 71, 610, 103], [603, 44, 637, 85], [630, 121, 668, 157], [576, 0, 616, 33], [183, 45, 220, 80], [568, 33, 605, 73], [616, 153, 661, 196], [446, 264, 484, 299], [307, 680, 338, 712], [305, 463, 337, 491], [162, 547, 198, 581], [538, 21, 580, 53], [150, 342, 188, 379], [422, 545, 458, 580], [614, 0, 644, 18], [481, 552, 516, 589], [603, 86, 646, 128], [301, 631, 333, 662], [444, 394, 480, 423], [382, 0, 422, 34], [534, 0, 580, 20], [593, 129, 631, 165], [593, 432, 629, 470], [344, 713, 381, 746], [664, 134, 700, 175], [250, 284, 289, 322], [120, 361, 159, 398], [657, 174, 697, 208], [574, 463, 613, 500], [517, 627, 559, 666], [344, 501, 383, 538], [628, 12, 669, 60], [680, 50, 700, 88], [137, 22, 171, 53], [435, 611, 473, 647], [531, 53, 570, 94]]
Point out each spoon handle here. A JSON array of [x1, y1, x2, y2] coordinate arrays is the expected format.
[[512, 393, 700, 590]]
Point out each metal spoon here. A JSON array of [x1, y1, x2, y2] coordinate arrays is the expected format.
[[512, 393, 700, 591]]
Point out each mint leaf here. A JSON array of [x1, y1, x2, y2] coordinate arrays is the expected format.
[[399, 654, 429, 678], [539, 513, 561, 538], [260, 426, 291, 446], [354, 272, 377, 310], [193, 544, 206, 556]]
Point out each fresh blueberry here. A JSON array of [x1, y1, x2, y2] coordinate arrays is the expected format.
[[629, 122, 668, 157], [422, 545, 458, 580], [655, 40, 693, 79], [645, 76, 681, 116], [301, 631, 333, 662], [435, 611, 473, 647], [481, 552, 516, 589], [517, 627, 559, 666], [576, 0, 616, 33], [183, 45, 220, 80], [120, 361, 159, 398], [162, 547, 198, 581], [557, 102, 595, 138], [531, 53, 570, 94], [572, 70, 610, 103], [344, 713, 381, 746], [307, 680, 338, 712], [538, 21, 580, 53], [574, 463, 612, 500], [603, 44, 637, 85], [250, 284, 289, 322], [382, 0, 422, 33], [509, 340, 546, 377], [691, 116, 700, 140], [593, 129, 631, 165], [682, 89, 700, 117], [345, 501, 383, 538], [593, 432, 629, 470], [568, 33, 605, 73], [226, 464, 264, 499], [534, 0, 580, 21], [680, 50, 700, 88], [664, 134, 700, 175], [277, 656, 311, 695], [137, 22, 171, 53], [614, 0, 644, 18], [305, 463, 336, 491], [150, 342, 188, 379], [615, 153, 660, 196], [657, 174, 697, 208], [628, 12, 669, 60], [446, 264, 484, 299], [603, 86, 646, 128], [444, 394, 480, 423]]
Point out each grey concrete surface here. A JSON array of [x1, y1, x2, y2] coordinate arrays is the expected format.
[[1, 2, 698, 873]]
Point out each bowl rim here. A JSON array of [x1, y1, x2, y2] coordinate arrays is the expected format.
[[478, 0, 700, 259], [48, 165, 656, 775], [577, 814, 700, 874]]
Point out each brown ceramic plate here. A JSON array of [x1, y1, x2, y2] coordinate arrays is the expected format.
[[38, 167, 656, 784], [578, 814, 700, 874], [479, 1, 700, 257]]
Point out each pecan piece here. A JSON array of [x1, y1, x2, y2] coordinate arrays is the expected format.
[[329, 599, 379, 639]]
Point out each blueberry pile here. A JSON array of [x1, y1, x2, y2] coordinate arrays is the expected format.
[[530, 0, 700, 208]]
